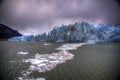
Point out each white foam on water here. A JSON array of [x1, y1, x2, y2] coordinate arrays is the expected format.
[[18, 51, 29, 55], [19, 43, 92, 79]]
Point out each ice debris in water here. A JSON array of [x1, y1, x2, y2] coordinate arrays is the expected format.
[[18, 77, 23, 80], [18, 77, 46, 80], [43, 43, 51, 46], [35, 78, 46, 80], [20, 43, 88, 79], [18, 51, 29, 55], [56, 43, 87, 51], [23, 51, 74, 72]]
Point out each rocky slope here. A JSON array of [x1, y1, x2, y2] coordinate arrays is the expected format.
[[0, 24, 22, 40]]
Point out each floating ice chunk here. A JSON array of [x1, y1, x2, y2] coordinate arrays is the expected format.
[[36, 78, 46, 80], [31, 59, 44, 65], [18, 51, 29, 55], [18, 77, 45, 80], [25, 59, 45, 65], [18, 77, 23, 80], [48, 55, 57, 60], [38, 63, 47, 67], [43, 43, 51, 46], [29, 65, 37, 70], [35, 53, 41, 59], [49, 60, 59, 63], [25, 71, 31, 75]]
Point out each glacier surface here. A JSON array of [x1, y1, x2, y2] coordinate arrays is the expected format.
[[9, 22, 120, 42]]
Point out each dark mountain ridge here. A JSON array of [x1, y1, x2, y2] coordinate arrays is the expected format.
[[0, 24, 22, 40]]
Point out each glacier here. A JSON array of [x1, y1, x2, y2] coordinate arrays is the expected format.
[[9, 22, 120, 42]]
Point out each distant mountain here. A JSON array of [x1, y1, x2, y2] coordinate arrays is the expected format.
[[0, 24, 22, 40], [9, 22, 120, 42]]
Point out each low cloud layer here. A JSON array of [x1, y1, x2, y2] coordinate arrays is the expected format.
[[0, 0, 120, 35]]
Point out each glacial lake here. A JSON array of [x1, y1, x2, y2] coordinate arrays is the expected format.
[[0, 42, 120, 80]]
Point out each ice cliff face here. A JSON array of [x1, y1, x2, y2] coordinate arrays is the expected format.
[[9, 22, 120, 42]]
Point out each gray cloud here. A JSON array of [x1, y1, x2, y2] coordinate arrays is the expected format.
[[0, 0, 120, 35]]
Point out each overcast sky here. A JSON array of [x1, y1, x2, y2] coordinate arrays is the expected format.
[[0, 0, 120, 35]]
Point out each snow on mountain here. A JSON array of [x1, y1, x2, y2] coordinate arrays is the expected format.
[[9, 22, 120, 42]]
